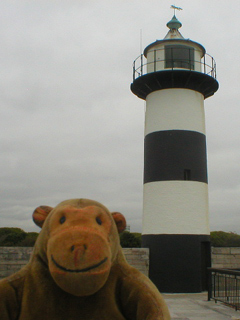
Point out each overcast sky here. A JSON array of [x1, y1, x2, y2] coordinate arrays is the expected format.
[[0, 0, 239, 234]]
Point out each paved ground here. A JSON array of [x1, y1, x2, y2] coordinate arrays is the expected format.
[[163, 292, 240, 320]]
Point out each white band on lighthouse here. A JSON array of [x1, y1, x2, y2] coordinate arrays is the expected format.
[[145, 89, 205, 135], [142, 181, 210, 235]]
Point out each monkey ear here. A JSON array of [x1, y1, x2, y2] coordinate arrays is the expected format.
[[33, 206, 53, 228], [112, 212, 127, 233]]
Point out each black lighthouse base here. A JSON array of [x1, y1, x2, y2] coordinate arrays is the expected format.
[[142, 234, 211, 293]]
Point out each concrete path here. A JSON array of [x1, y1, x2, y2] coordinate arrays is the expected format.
[[163, 292, 240, 320]]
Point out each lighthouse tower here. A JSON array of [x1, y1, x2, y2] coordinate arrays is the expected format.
[[131, 14, 218, 293]]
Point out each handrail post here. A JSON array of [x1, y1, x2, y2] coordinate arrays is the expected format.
[[154, 50, 156, 72], [189, 48, 191, 70], [133, 60, 135, 80], [207, 268, 212, 301], [235, 275, 238, 310], [140, 54, 143, 76], [212, 56, 214, 77], [204, 54, 206, 74]]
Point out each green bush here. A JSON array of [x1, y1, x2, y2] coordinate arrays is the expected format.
[[0, 228, 39, 247], [211, 231, 240, 247], [0, 228, 26, 246], [18, 232, 39, 247], [120, 231, 141, 248]]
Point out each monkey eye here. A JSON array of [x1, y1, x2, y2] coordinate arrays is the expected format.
[[96, 217, 102, 225], [60, 216, 66, 224]]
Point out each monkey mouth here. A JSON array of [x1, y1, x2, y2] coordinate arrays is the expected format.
[[51, 255, 108, 273]]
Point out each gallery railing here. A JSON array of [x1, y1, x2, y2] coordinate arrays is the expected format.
[[208, 268, 240, 311], [132, 48, 217, 81]]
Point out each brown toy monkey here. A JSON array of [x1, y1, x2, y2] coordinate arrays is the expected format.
[[0, 198, 170, 319]]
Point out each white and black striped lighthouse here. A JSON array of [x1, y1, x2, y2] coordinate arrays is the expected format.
[[131, 14, 218, 293]]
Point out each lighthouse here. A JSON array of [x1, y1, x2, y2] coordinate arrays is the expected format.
[[131, 14, 218, 293]]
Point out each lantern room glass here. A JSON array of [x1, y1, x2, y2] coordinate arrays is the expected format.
[[165, 45, 194, 70]]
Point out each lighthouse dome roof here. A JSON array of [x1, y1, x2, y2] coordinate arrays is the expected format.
[[143, 15, 206, 57], [164, 15, 184, 40]]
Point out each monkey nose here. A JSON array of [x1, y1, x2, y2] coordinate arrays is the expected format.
[[71, 244, 88, 266]]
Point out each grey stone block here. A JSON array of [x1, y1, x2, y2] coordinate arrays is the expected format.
[[0, 265, 7, 271], [211, 247, 231, 254], [230, 248, 240, 254]]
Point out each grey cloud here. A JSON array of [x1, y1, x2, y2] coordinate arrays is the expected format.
[[0, 0, 239, 234]]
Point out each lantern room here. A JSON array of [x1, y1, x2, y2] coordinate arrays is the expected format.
[[131, 15, 218, 100]]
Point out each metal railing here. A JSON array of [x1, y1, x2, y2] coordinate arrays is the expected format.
[[208, 268, 240, 311], [132, 48, 217, 81]]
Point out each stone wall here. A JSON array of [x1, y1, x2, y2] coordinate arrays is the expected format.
[[211, 247, 240, 269], [0, 247, 149, 280], [0, 247, 33, 279], [2, 246, 240, 281], [123, 248, 149, 276]]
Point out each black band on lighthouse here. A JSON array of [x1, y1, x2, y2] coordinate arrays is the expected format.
[[144, 130, 208, 184], [142, 234, 211, 292]]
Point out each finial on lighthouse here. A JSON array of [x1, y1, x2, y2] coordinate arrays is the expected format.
[[165, 6, 184, 39], [167, 14, 182, 30], [167, 5, 183, 30]]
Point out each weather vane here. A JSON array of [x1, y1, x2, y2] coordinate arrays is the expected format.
[[171, 5, 183, 15]]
